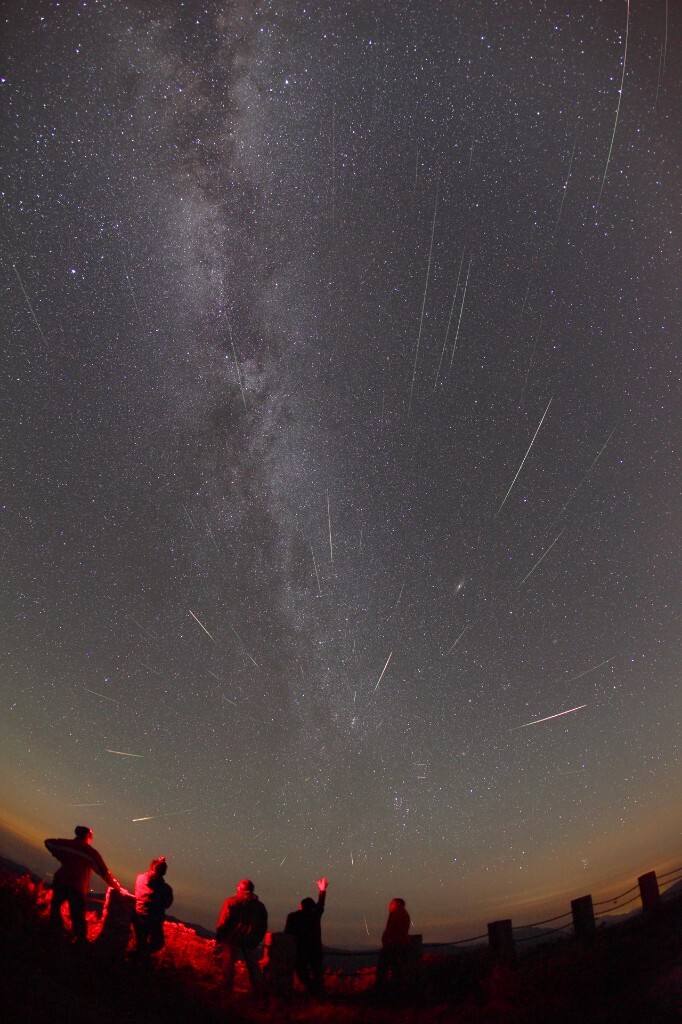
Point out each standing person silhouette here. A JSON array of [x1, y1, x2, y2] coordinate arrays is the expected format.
[[285, 876, 328, 995], [376, 897, 411, 993], [216, 879, 268, 994], [45, 826, 122, 944], [133, 856, 174, 957]]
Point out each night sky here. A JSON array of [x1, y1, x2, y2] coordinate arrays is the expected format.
[[1, 1, 680, 945]]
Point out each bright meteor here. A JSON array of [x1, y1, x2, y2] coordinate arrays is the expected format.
[[189, 609, 216, 642], [512, 704, 587, 730]]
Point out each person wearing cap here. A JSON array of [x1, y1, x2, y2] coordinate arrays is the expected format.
[[44, 825, 122, 944], [284, 876, 328, 995], [216, 879, 268, 993], [376, 897, 412, 992], [133, 856, 174, 957]]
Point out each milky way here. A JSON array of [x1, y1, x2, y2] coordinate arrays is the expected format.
[[1, 1, 679, 943]]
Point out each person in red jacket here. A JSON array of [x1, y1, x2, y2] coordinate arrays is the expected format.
[[216, 878, 268, 993], [376, 897, 411, 992], [45, 825, 122, 944], [133, 856, 174, 957]]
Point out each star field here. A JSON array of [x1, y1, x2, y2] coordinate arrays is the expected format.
[[1, 0, 680, 944]]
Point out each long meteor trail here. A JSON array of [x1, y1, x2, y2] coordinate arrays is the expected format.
[[550, 423, 618, 526], [444, 625, 470, 655], [408, 177, 440, 417], [517, 529, 564, 587], [326, 490, 333, 564], [496, 398, 552, 516], [569, 656, 616, 682], [227, 621, 259, 668], [448, 254, 472, 372], [11, 262, 48, 349], [434, 248, 466, 389], [372, 652, 393, 694], [596, 0, 630, 212], [512, 704, 587, 730], [189, 609, 216, 642]]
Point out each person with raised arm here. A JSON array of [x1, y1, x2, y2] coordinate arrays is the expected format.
[[285, 876, 328, 995]]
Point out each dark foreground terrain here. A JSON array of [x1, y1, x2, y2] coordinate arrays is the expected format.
[[1, 867, 680, 1023]]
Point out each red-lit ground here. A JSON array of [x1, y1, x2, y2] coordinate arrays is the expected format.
[[0, 867, 680, 1023]]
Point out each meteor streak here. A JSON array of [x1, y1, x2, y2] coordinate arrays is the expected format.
[[132, 809, 193, 822], [554, 128, 578, 231], [434, 248, 466, 388], [115, 234, 145, 332], [326, 490, 333, 564], [129, 616, 158, 639], [517, 529, 564, 587], [206, 523, 220, 554], [496, 398, 552, 516], [512, 704, 587, 730], [448, 254, 472, 372], [106, 749, 144, 757], [11, 262, 48, 349], [189, 609, 216, 642], [569, 656, 616, 681], [309, 541, 322, 595], [372, 651, 393, 694], [227, 622, 259, 668], [134, 659, 163, 677], [596, 0, 630, 212], [207, 671, 238, 706], [83, 687, 117, 703], [228, 323, 248, 412], [444, 625, 470, 655], [408, 176, 440, 417], [550, 424, 618, 525]]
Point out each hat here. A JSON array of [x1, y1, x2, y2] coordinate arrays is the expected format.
[[237, 878, 254, 893], [75, 826, 93, 839]]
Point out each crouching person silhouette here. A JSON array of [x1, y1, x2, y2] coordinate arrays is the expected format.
[[285, 876, 328, 995], [133, 856, 173, 958], [216, 879, 268, 994], [45, 825, 122, 945]]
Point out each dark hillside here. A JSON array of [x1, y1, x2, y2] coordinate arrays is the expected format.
[[1, 866, 680, 1023]]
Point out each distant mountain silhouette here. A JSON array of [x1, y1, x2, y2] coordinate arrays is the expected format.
[[0, 854, 42, 883], [0, 853, 215, 939]]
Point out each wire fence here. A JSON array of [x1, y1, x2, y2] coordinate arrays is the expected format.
[[323, 862, 681, 960]]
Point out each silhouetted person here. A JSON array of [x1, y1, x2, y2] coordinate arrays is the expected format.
[[285, 876, 328, 995], [133, 856, 174, 957], [216, 878, 268, 994], [376, 897, 411, 992], [45, 825, 121, 944]]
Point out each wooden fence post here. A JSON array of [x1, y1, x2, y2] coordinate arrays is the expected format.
[[571, 894, 595, 942], [638, 871, 660, 911], [488, 919, 516, 966]]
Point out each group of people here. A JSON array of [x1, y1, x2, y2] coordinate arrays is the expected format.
[[45, 824, 413, 996], [44, 826, 173, 958]]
